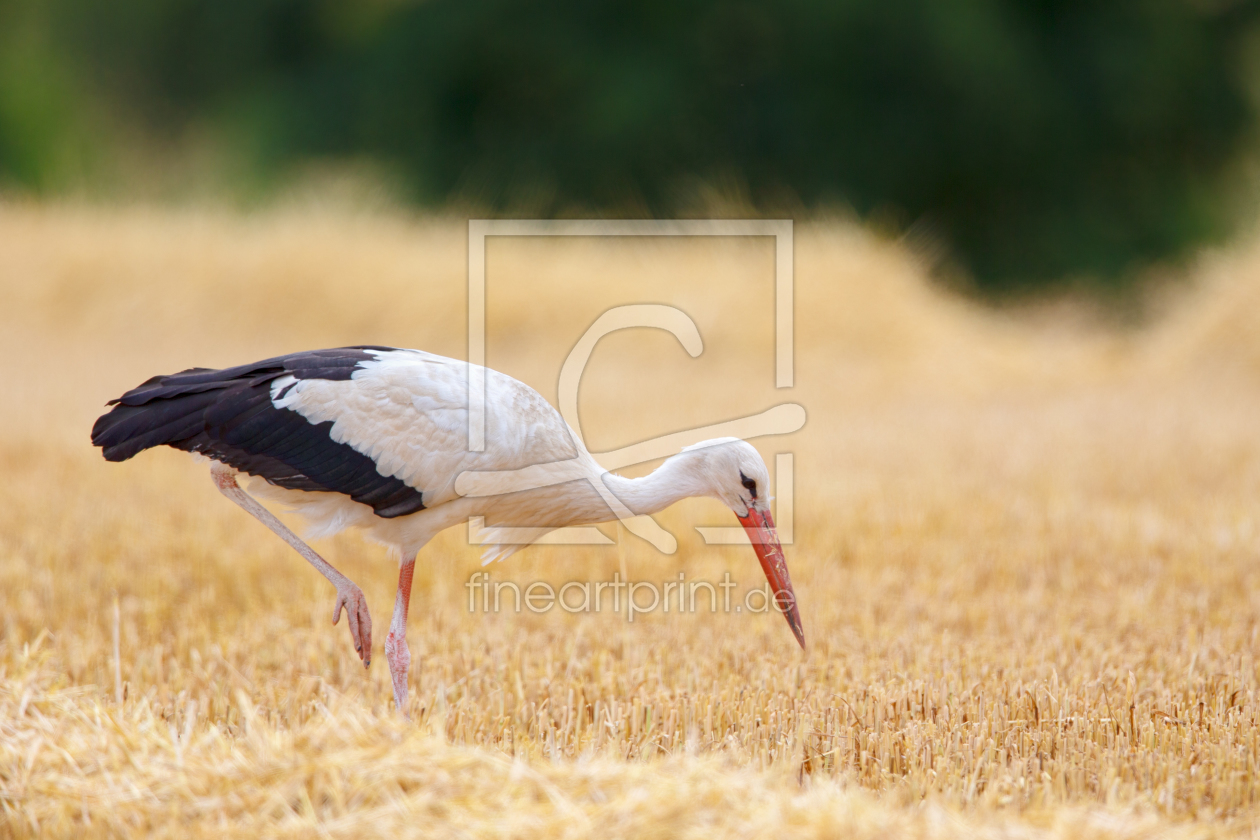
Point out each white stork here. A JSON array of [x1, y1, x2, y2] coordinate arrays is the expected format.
[[92, 346, 804, 711]]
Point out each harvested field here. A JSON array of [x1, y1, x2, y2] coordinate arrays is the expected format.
[[2, 203, 1260, 837]]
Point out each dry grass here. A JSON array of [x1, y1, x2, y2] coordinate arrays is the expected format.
[[2, 201, 1260, 837]]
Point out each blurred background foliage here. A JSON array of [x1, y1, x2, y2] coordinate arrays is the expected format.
[[2, 0, 1260, 292]]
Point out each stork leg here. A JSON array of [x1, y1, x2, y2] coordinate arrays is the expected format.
[[210, 464, 373, 667], [384, 557, 416, 714]]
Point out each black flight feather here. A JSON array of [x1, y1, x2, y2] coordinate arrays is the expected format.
[[91, 347, 425, 518]]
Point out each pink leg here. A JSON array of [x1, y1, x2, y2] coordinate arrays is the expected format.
[[385, 558, 416, 714], [210, 464, 372, 667]]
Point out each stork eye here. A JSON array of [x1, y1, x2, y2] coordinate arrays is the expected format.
[[739, 471, 758, 499]]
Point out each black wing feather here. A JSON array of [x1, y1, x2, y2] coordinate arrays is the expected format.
[[91, 347, 426, 518]]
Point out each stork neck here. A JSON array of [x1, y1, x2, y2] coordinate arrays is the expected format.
[[599, 455, 708, 516]]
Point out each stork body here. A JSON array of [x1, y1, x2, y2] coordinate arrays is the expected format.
[[92, 346, 803, 712]]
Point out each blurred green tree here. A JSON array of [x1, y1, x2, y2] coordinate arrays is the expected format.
[[4, 0, 1259, 291]]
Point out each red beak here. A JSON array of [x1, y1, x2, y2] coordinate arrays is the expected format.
[[737, 506, 805, 649]]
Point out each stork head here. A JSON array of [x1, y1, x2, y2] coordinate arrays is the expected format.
[[681, 438, 805, 649]]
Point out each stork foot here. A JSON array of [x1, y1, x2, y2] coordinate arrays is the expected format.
[[333, 584, 373, 668], [385, 630, 411, 714]]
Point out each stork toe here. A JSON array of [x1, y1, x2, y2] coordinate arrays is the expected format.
[[333, 584, 373, 667]]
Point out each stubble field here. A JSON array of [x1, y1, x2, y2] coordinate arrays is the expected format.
[[2, 202, 1260, 837]]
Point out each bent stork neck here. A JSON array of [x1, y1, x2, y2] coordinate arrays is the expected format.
[[598, 454, 710, 517]]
